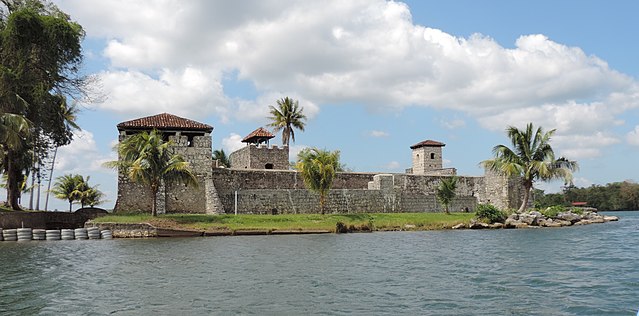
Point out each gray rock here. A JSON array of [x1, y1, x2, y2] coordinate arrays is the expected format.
[[452, 223, 465, 229], [603, 216, 619, 222], [489, 223, 504, 229], [469, 222, 489, 229], [557, 212, 581, 223]]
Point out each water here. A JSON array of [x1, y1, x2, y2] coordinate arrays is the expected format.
[[1, 212, 638, 315]]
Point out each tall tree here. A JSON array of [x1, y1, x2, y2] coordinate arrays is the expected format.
[[105, 130, 198, 216], [212, 149, 230, 168], [436, 176, 457, 214], [267, 97, 307, 146], [481, 123, 578, 213], [44, 101, 80, 210], [0, 1, 91, 210], [295, 148, 340, 214]]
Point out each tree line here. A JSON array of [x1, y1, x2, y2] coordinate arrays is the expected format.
[[534, 182, 639, 211]]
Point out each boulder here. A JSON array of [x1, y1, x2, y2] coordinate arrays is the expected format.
[[518, 213, 536, 225], [489, 223, 504, 229], [469, 221, 489, 229], [515, 223, 530, 229], [452, 223, 465, 230], [603, 216, 619, 222], [557, 212, 581, 224]]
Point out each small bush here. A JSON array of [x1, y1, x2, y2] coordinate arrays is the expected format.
[[570, 207, 584, 215], [540, 205, 565, 218], [475, 204, 506, 223]]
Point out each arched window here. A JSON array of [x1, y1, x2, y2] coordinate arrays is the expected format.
[[430, 153, 435, 159]]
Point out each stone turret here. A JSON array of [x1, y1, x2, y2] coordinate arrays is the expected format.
[[409, 139, 455, 175], [229, 127, 289, 170], [114, 113, 223, 214]]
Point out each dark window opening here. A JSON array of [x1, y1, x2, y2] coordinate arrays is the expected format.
[[265, 163, 274, 169], [430, 153, 435, 159]]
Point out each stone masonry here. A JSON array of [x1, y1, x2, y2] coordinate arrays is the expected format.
[[113, 114, 523, 215], [229, 143, 289, 170]]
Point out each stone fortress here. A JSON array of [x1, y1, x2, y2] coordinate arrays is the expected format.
[[114, 113, 523, 215]]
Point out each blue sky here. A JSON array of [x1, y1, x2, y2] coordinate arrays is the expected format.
[[19, 0, 639, 211]]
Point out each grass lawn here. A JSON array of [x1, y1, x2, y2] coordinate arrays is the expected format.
[[92, 212, 475, 232]]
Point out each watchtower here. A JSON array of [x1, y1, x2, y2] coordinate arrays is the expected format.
[[114, 113, 222, 214], [229, 127, 289, 170], [410, 139, 445, 175]]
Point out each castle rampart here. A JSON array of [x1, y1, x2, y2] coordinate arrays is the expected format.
[[229, 144, 289, 170]]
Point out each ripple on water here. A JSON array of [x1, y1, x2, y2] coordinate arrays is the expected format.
[[1, 212, 638, 315]]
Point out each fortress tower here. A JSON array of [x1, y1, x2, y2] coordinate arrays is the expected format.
[[114, 113, 222, 214], [229, 127, 289, 170], [410, 139, 452, 175]]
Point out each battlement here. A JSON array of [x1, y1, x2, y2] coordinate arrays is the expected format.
[[229, 144, 289, 170]]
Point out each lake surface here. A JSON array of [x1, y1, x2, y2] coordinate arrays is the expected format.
[[1, 211, 638, 315]]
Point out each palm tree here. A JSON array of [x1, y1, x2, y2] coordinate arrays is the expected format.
[[81, 186, 105, 208], [45, 101, 81, 211], [295, 148, 340, 214], [105, 129, 197, 216], [50, 174, 84, 212], [267, 97, 307, 146], [436, 176, 458, 214], [212, 149, 230, 168], [481, 123, 578, 213]]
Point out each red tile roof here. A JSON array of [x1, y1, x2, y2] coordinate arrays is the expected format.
[[117, 113, 213, 132], [410, 140, 445, 149], [242, 127, 275, 143]]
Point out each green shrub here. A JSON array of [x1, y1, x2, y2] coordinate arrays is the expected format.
[[540, 205, 565, 218], [570, 207, 583, 215], [475, 204, 506, 223]]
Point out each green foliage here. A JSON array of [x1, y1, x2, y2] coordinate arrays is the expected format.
[[475, 203, 506, 223], [267, 97, 307, 146], [212, 149, 230, 167], [105, 129, 197, 216], [0, 1, 90, 210], [295, 147, 340, 214], [540, 205, 565, 218], [480, 123, 578, 213], [435, 176, 457, 214]]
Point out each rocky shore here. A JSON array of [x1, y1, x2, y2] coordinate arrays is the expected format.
[[456, 210, 619, 229]]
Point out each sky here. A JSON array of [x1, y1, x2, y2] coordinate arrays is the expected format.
[[17, 0, 639, 211]]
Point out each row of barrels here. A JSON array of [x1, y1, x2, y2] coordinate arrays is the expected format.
[[0, 227, 113, 241]]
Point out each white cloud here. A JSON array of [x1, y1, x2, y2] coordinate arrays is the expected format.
[[440, 118, 465, 129], [221, 133, 245, 154], [55, 131, 115, 174], [57, 0, 639, 158], [627, 126, 639, 146], [368, 130, 389, 138], [289, 145, 309, 161]]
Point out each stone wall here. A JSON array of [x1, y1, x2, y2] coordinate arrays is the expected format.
[[221, 189, 478, 214], [229, 144, 289, 170], [114, 134, 221, 214], [212, 170, 482, 214], [483, 170, 524, 210]]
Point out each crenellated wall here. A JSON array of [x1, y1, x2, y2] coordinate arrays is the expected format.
[[229, 144, 289, 170]]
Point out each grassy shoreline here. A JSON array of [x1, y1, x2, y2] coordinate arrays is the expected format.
[[91, 212, 475, 233]]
